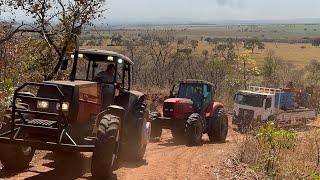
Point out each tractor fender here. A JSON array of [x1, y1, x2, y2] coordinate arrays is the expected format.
[[206, 101, 224, 118], [186, 113, 201, 125], [92, 105, 125, 136], [106, 105, 126, 119], [126, 90, 147, 113]]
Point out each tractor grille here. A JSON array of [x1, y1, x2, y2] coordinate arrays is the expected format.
[[28, 119, 57, 127], [163, 102, 174, 117]]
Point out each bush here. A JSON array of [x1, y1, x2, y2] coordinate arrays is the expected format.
[[240, 122, 297, 178], [0, 78, 14, 117], [239, 122, 320, 179]]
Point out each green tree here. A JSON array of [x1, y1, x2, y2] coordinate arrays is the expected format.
[[8, 0, 106, 80], [111, 33, 123, 46], [236, 50, 260, 89], [306, 59, 320, 84], [244, 38, 265, 53]]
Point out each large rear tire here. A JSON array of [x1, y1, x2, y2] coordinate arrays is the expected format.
[[208, 108, 228, 143], [120, 105, 150, 162], [128, 111, 150, 161], [91, 114, 120, 178], [185, 113, 203, 146]]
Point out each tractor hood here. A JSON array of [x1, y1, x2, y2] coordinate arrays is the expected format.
[[164, 98, 193, 104], [163, 98, 194, 119]]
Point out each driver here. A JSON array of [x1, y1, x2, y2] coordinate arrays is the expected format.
[[94, 64, 115, 83], [192, 87, 203, 112], [94, 64, 116, 108]]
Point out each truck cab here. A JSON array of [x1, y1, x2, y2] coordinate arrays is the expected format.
[[233, 86, 285, 128], [233, 90, 276, 123], [233, 86, 316, 130]]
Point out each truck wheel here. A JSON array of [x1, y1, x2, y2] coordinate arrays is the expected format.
[[209, 108, 228, 143], [150, 112, 162, 138], [91, 114, 120, 178], [185, 113, 203, 146]]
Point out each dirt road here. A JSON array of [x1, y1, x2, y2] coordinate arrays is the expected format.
[[0, 126, 242, 180]]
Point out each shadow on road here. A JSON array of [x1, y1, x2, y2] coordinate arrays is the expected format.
[[118, 159, 148, 169], [0, 152, 118, 180], [0, 150, 150, 180], [157, 138, 186, 147]]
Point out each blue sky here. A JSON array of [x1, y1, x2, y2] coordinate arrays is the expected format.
[[104, 0, 320, 23]]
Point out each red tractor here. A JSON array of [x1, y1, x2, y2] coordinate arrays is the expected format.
[[151, 80, 228, 145]]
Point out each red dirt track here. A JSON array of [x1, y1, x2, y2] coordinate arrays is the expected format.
[[0, 123, 241, 180]]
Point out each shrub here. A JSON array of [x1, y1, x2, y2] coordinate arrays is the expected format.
[[239, 122, 297, 178], [255, 122, 297, 176]]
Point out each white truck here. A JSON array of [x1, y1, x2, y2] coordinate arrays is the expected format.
[[232, 86, 316, 129]]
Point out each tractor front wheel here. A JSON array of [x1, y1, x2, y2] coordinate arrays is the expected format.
[[0, 144, 35, 170], [0, 106, 35, 171], [185, 113, 203, 146], [208, 108, 228, 143], [91, 114, 120, 178]]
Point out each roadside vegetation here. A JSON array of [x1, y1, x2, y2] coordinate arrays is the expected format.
[[238, 122, 320, 179]]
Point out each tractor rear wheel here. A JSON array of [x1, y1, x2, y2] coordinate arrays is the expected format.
[[91, 114, 120, 178], [185, 113, 203, 146], [150, 112, 162, 139], [120, 106, 150, 162], [208, 108, 228, 143]]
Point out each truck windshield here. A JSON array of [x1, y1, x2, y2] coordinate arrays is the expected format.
[[235, 93, 266, 107]]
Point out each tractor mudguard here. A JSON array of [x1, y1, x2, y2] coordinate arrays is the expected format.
[[205, 102, 224, 118], [92, 105, 125, 136], [118, 89, 146, 113], [107, 105, 126, 119], [186, 113, 201, 125]]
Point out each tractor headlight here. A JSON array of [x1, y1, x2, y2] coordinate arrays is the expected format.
[[56, 102, 70, 111], [37, 101, 49, 109]]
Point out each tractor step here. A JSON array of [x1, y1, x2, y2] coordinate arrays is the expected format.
[[27, 119, 57, 127]]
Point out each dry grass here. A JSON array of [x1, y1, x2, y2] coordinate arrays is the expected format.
[[238, 124, 320, 179], [251, 43, 320, 67], [196, 41, 320, 67]]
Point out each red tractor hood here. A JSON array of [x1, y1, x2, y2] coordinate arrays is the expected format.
[[164, 98, 193, 104], [163, 98, 194, 119]]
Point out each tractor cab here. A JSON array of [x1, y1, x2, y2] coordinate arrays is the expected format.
[[39, 49, 135, 124], [166, 80, 214, 118], [71, 48, 133, 90]]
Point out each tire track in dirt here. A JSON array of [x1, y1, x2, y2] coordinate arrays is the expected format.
[[0, 123, 241, 180]]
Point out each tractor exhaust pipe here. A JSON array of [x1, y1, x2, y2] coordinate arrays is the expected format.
[[69, 34, 80, 82]]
